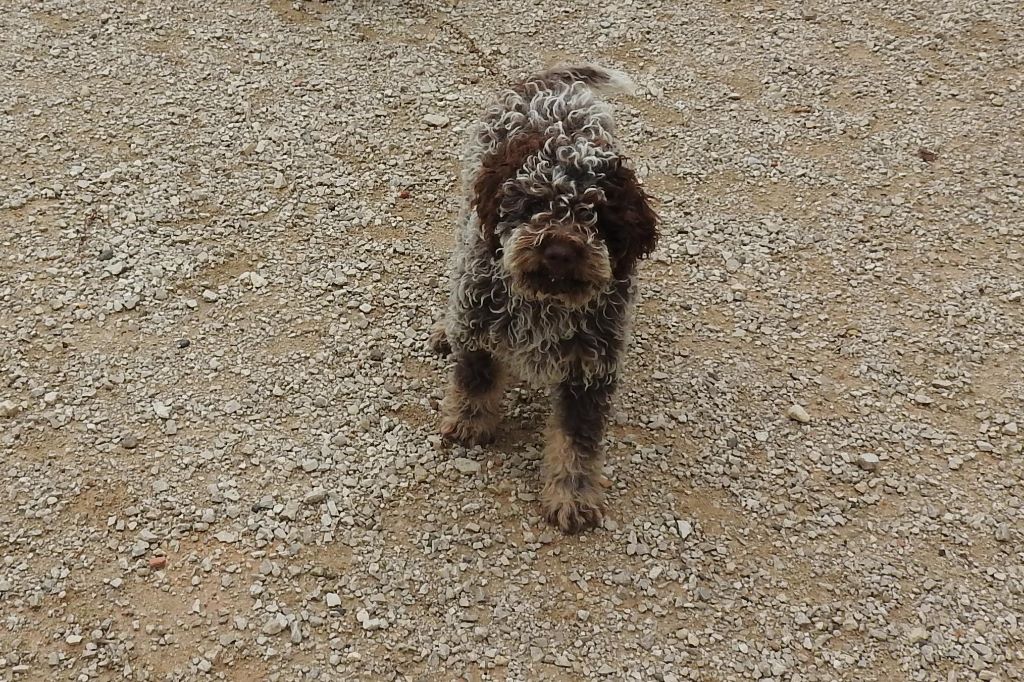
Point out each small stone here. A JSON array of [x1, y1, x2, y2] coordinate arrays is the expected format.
[[325, 593, 342, 608], [786, 404, 811, 424], [452, 457, 481, 474], [98, 246, 114, 260], [223, 399, 242, 414], [119, 434, 138, 450], [303, 488, 327, 505], [914, 393, 933, 405], [281, 500, 300, 521], [907, 626, 929, 644], [214, 530, 238, 543], [685, 242, 703, 256], [273, 171, 286, 189], [0, 400, 22, 418], [856, 453, 880, 471], [149, 556, 167, 569], [1002, 422, 1018, 436], [994, 524, 1011, 542], [153, 401, 172, 419], [249, 272, 268, 288], [202, 289, 219, 302], [262, 614, 288, 636], [66, 634, 83, 645], [422, 113, 449, 127], [676, 519, 693, 540]]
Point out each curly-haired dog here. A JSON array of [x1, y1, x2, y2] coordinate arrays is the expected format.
[[432, 64, 658, 533]]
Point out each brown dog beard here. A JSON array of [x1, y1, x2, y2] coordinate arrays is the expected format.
[[501, 229, 613, 306]]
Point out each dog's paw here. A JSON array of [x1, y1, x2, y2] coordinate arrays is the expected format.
[[428, 323, 451, 357], [541, 481, 604, 534], [440, 415, 496, 446]]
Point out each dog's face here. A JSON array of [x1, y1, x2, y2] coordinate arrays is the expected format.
[[472, 134, 658, 307]]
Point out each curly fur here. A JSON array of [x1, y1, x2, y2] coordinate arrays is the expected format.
[[434, 63, 658, 533]]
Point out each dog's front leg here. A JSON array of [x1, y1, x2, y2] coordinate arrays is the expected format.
[[440, 350, 505, 445], [541, 374, 615, 533]]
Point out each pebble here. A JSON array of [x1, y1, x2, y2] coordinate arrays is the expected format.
[[281, 500, 301, 521], [676, 519, 693, 540], [452, 457, 481, 474], [786, 404, 811, 424], [907, 627, 929, 644], [856, 453, 880, 471], [152, 401, 172, 419], [422, 113, 450, 127], [262, 614, 288, 636], [303, 488, 327, 505]]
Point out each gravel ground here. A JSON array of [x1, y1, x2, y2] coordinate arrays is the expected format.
[[2, 0, 1022, 680]]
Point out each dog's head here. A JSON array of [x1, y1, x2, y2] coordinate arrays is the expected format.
[[472, 133, 658, 307]]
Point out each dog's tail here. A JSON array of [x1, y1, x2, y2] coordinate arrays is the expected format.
[[530, 63, 636, 96]]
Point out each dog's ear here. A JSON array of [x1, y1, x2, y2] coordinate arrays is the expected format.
[[598, 159, 659, 278], [471, 134, 546, 253]]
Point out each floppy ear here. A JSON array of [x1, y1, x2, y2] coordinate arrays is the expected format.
[[597, 159, 659, 278], [471, 134, 546, 254]]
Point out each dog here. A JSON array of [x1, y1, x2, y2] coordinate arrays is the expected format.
[[431, 64, 659, 533]]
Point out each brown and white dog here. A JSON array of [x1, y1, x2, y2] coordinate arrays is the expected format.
[[431, 64, 659, 533]]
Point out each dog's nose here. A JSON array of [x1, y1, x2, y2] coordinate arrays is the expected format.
[[542, 241, 578, 278]]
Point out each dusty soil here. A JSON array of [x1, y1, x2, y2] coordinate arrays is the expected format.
[[0, 0, 1021, 681]]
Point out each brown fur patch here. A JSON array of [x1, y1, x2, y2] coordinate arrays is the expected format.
[[471, 133, 548, 252], [597, 159, 659, 279]]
